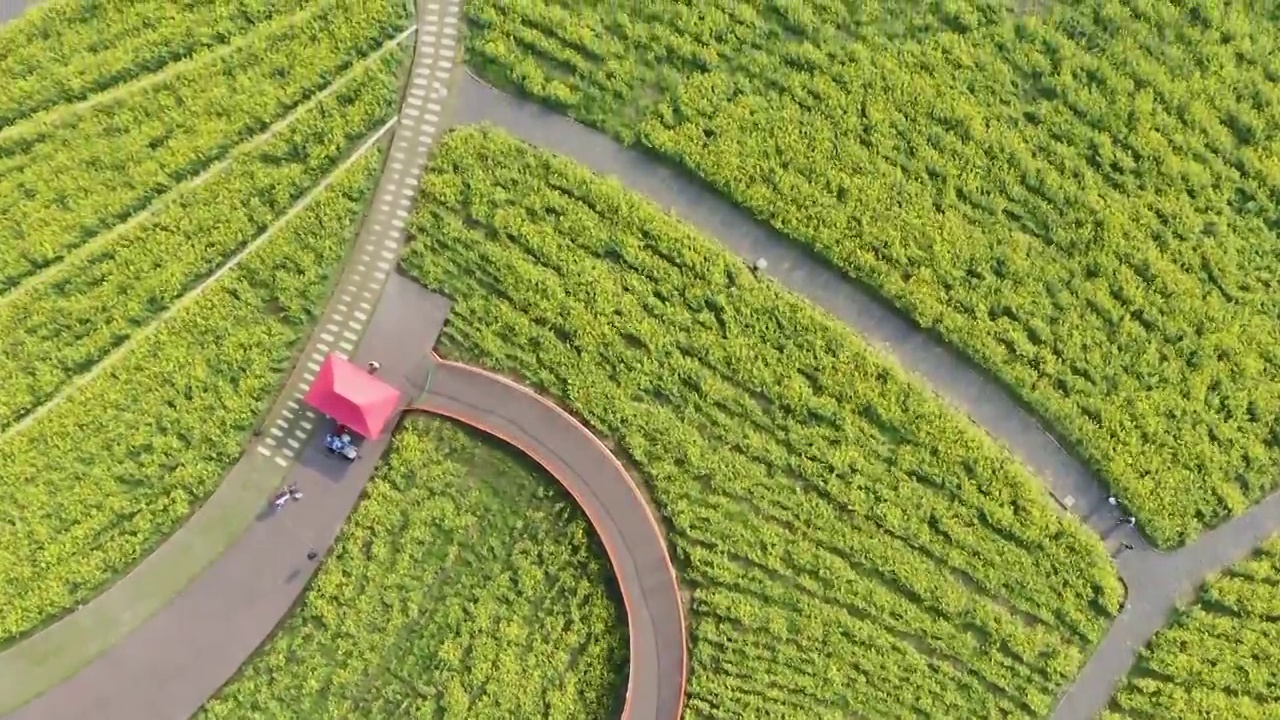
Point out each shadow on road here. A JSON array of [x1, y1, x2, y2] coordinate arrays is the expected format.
[[296, 440, 362, 484]]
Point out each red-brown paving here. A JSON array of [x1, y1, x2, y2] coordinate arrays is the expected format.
[[413, 356, 688, 720]]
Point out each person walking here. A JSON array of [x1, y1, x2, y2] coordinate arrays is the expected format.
[[366, 361, 381, 374], [287, 483, 303, 501]]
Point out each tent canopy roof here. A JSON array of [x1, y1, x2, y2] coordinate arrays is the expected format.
[[301, 354, 402, 438]]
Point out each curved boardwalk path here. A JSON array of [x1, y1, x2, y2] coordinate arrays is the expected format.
[[414, 358, 688, 720], [446, 73, 1280, 720]]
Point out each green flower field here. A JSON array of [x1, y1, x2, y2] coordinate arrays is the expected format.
[[199, 416, 627, 719], [1107, 537, 1280, 718], [0, 0, 410, 645], [465, 0, 1280, 547], [398, 125, 1122, 718], [20, 0, 1280, 716]]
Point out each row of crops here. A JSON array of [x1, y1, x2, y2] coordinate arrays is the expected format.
[[0, 0, 410, 645], [0, 0, 318, 123], [199, 416, 626, 719], [0, 0, 406, 293], [1107, 537, 1280, 718], [0, 55, 401, 430], [0, 145, 387, 647], [465, 0, 1280, 547], [389, 126, 1122, 718]]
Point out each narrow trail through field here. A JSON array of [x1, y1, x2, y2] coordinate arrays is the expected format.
[[0, 27, 415, 311], [0, 119, 395, 443], [0, 2, 324, 140], [446, 73, 1280, 720]]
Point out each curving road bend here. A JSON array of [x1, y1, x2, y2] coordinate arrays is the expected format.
[[445, 73, 1280, 719], [414, 357, 688, 720]]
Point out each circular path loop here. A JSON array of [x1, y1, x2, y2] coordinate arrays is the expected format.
[[412, 355, 688, 720]]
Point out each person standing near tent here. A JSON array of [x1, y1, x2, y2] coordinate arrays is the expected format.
[[303, 353, 402, 439]]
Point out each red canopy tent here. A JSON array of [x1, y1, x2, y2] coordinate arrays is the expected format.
[[302, 354, 402, 438]]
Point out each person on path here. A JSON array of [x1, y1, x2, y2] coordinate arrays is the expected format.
[[1115, 515, 1136, 527], [1107, 496, 1118, 506], [287, 483, 303, 501], [366, 361, 381, 374]]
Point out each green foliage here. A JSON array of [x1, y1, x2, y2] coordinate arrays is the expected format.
[[199, 416, 626, 719], [0, 0, 408, 643], [400, 125, 1123, 719], [1105, 537, 1280, 718], [465, 0, 1280, 547], [0, 0, 407, 293], [0, 0, 322, 124], [0, 146, 383, 647], [0, 52, 401, 430]]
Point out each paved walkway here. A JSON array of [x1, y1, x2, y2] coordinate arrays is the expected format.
[[0, 118, 397, 712], [0, 0, 34, 24], [414, 359, 688, 720], [446, 73, 1280, 720], [449, 74, 1136, 540], [12, 0, 1280, 714], [0, 0, 462, 714], [6, 275, 451, 720]]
